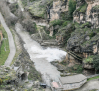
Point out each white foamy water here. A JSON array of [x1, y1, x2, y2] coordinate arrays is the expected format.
[[28, 46, 66, 62], [15, 23, 66, 86]]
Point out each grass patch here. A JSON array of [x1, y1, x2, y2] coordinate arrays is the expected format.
[[59, 61, 67, 66], [87, 76, 99, 81], [0, 25, 10, 65], [83, 56, 94, 63], [50, 19, 64, 27], [76, 3, 87, 13], [68, 64, 83, 73]]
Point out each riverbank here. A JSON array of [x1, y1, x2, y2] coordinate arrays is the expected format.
[[15, 22, 67, 86], [0, 25, 10, 65]]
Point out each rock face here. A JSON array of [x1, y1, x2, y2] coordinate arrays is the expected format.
[[0, 66, 17, 84], [0, 0, 18, 26], [0, 65, 43, 91], [56, 23, 75, 46], [50, 0, 68, 21], [0, 66, 18, 90], [83, 63, 94, 69], [66, 23, 99, 61], [73, 0, 99, 28], [23, 0, 53, 19]]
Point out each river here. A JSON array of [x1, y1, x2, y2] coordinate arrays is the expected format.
[[15, 23, 66, 86]]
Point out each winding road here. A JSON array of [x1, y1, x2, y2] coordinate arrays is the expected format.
[[0, 12, 16, 66]]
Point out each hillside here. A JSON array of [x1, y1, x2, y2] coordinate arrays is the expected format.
[[0, 0, 99, 90]]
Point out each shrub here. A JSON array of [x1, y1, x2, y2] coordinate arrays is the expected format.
[[81, 22, 92, 28], [93, 55, 99, 73], [79, 3, 87, 13], [83, 56, 93, 63], [62, 21, 70, 27], [69, 64, 83, 73], [50, 19, 64, 26], [22, 19, 37, 34], [76, 3, 87, 13], [68, 0, 76, 18]]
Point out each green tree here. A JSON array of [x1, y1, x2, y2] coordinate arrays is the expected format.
[[93, 55, 99, 73], [68, 0, 76, 19]]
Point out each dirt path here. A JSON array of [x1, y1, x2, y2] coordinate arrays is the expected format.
[[0, 12, 16, 66]]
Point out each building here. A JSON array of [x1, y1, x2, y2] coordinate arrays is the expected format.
[[59, 74, 87, 90], [51, 81, 62, 91]]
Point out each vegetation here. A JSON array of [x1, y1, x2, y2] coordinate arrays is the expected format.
[[68, 0, 76, 18], [68, 64, 83, 73], [62, 21, 71, 27], [92, 5, 99, 11], [81, 22, 92, 28], [50, 19, 64, 27], [9, 3, 18, 14], [93, 55, 99, 73], [0, 25, 10, 65], [28, 65, 42, 81], [60, 61, 67, 66], [89, 90, 98, 91], [22, 20, 37, 34], [76, 3, 87, 13], [87, 76, 99, 81], [24, 0, 53, 18], [83, 56, 94, 63]]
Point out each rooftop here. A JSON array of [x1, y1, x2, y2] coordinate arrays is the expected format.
[[60, 74, 87, 84]]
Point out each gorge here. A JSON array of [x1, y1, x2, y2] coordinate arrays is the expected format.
[[0, 0, 99, 91]]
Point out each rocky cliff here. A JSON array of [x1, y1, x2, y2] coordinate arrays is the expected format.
[[1, 0, 99, 84], [74, 0, 99, 28], [65, 0, 99, 72]]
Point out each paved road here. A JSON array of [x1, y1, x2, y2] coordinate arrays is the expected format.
[[0, 12, 16, 66]]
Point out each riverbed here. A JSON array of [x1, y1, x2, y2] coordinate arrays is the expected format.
[[15, 23, 66, 86]]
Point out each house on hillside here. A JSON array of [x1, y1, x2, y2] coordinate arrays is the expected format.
[[51, 74, 87, 91], [59, 74, 87, 90]]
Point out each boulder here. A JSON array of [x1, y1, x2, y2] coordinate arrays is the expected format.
[[83, 63, 94, 69]]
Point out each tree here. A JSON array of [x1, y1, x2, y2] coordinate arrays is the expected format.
[[22, 19, 37, 34], [68, 0, 76, 19], [93, 55, 99, 73]]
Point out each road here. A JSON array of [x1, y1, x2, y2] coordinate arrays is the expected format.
[[0, 12, 16, 66]]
